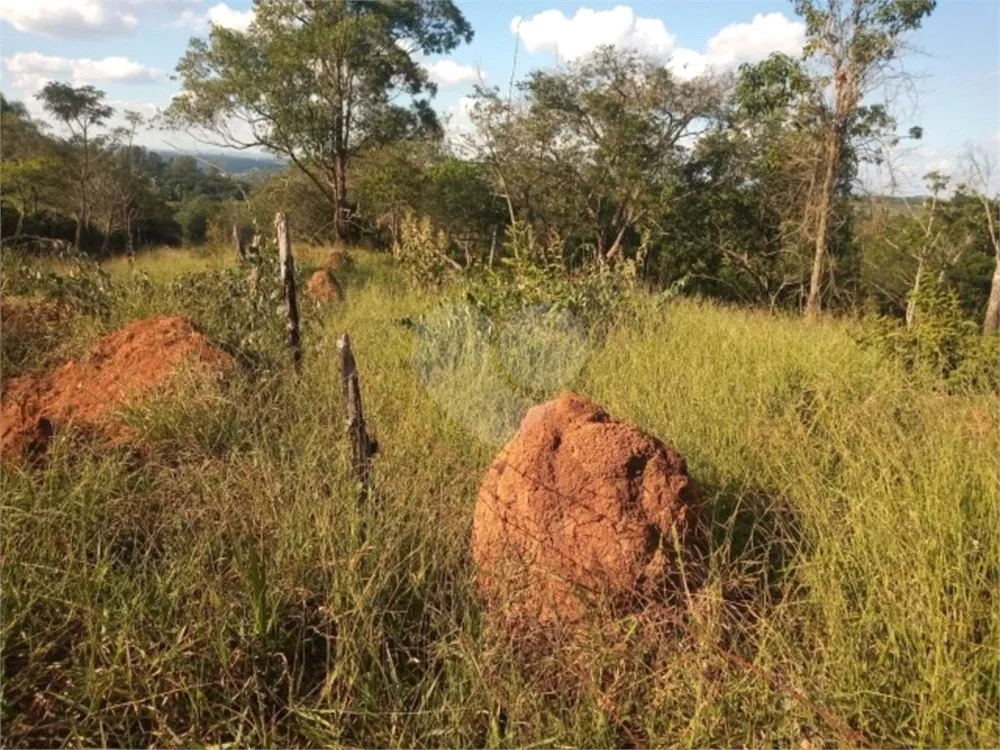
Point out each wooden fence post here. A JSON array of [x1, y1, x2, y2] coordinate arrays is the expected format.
[[274, 211, 302, 371], [337, 333, 377, 499], [233, 223, 244, 261]]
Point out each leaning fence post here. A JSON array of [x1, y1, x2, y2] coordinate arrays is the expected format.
[[337, 333, 377, 500], [274, 211, 302, 371]]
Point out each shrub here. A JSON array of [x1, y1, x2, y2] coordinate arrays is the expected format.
[[859, 275, 999, 392], [1, 247, 117, 319], [396, 211, 455, 288], [467, 221, 640, 333]]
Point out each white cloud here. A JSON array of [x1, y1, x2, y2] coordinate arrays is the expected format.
[[669, 12, 805, 79], [706, 13, 805, 64], [167, 2, 253, 33], [3, 52, 166, 91], [426, 59, 481, 87], [511, 6, 805, 81], [207, 3, 254, 31], [444, 95, 480, 154], [0, 0, 139, 37], [167, 8, 206, 30], [511, 6, 675, 61]]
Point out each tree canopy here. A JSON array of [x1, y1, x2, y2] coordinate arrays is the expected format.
[[165, 0, 473, 239]]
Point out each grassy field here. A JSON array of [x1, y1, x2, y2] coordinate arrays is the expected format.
[[2, 246, 997, 747]]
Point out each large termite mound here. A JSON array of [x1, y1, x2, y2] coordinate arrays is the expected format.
[[472, 393, 701, 626], [305, 269, 344, 303], [1, 315, 230, 462]]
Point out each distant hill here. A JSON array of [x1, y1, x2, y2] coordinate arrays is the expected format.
[[154, 149, 285, 178]]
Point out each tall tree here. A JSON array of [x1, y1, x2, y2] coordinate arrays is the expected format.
[[794, 0, 936, 316], [165, 0, 473, 241], [36, 83, 114, 250]]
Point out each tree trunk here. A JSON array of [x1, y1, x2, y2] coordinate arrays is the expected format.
[[333, 152, 349, 242], [233, 223, 244, 261], [805, 133, 842, 317], [14, 208, 24, 237], [488, 225, 498, 268], [125, 212, 134, 255], [101, 213, 113, 255], [74, 214, 84, 252], [984, 255, 1000, 334]]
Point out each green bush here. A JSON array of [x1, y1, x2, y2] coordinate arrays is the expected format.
[[859, 275, 999, 392], [1, 247, 117, 318], [163, 239, 290, 362], [467, 221, 640, 333], [395, 210, 455, 288]]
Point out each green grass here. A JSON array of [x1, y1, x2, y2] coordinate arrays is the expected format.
[[2, 247, 997, 747]]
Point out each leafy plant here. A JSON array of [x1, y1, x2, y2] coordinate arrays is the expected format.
[[1, 247, 117, 318], [467, 221, 640, 333], [859, 275, 999, 392], [396, 210, 456, 288], [164, 238, 289, 363]]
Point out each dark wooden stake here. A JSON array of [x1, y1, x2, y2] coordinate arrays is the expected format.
[[275, 211, 302, 371], [338, 333, 377, 499]]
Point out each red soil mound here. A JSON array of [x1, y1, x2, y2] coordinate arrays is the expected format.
[[305, 269, 344, 303], [472, 393, 701, 625], [1, 315, 230, 462]]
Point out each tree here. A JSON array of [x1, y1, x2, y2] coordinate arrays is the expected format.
[[0, 96, 62, 237], [470, 47, 725, 266], [36, 82, 114, 250], [175, 194, 218, 245], [962, 147, 1000, 333], [857, 173, 980, 325], [669, 54, 825, 308], [793, 0, 936, 316], [165, 0, 473, 241], [93, 111, 157, 254], [351, 140, 433, 250]]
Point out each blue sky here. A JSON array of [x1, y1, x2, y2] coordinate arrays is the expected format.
[[1, 0, 997, 192]]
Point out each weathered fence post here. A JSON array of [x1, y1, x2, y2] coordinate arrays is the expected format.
[[337, 333, 377, 500], [233, 223, 244, 261], [274, 211, 302, 371]]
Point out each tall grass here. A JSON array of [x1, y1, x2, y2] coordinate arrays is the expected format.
[[2, 248, 996, 747]]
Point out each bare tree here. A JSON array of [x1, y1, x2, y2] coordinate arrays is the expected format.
[[796, 0, 936, 316]]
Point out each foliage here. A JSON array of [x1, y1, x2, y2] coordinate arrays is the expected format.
[[395, 210, 454, 288], [352, 144, 503, 260], [856, 174, 993, 321], [470, 47, 725, 266], [2, 248, 996, 748], [467, 221, 640, 332], [174, 194, 219, 246], [859, 274, 999, 392], [165, 0, 473, 239], [163, 241, 290, 361], [1, 247, 117, 319]]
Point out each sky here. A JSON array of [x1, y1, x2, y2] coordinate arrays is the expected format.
[[1, 0, 997, 193]]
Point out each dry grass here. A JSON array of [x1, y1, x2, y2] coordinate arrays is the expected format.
[[2, 247, 996, 747]]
